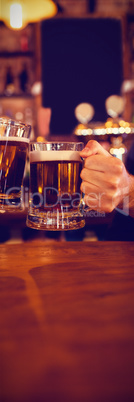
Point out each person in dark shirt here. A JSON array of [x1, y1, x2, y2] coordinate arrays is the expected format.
[[125, 141, 134, 176], [80, 140, 134, 240]]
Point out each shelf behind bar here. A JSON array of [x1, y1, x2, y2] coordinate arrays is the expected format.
[[0, 51, 34, 58]]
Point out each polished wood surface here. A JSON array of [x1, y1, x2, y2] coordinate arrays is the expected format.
[[0, 240, 134, 402]]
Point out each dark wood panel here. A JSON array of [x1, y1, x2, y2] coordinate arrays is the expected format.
[[41, 17, 123, 135]]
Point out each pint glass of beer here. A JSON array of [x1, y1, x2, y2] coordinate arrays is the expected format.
[[0, 118, 31, 212], [26, 142, 85, 230]]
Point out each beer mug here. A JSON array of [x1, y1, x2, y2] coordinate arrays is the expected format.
[[0, 117, 31, 212], [26, 142, 86, 231]]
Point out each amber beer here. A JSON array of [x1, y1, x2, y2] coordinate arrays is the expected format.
[[0, 137, 29, 209], [30, 150, 82, 210], [27, 143, 85, 230]]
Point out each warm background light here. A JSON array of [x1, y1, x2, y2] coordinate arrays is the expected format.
[[10, 3, 23, 29], [0, 0, 57, 30]]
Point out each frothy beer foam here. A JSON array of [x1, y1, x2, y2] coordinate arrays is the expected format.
[[30, 150, 82, 163], [0, 137, 29, 143]]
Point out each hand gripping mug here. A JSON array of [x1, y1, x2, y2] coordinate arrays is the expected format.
[[26, 142, 87, 231], [0, 117, 31, 212]]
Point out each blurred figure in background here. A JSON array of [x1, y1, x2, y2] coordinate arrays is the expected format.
[[37, 107, 51, 141]]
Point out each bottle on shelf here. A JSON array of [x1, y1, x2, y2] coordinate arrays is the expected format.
[[20, 32, 29, 52], [5, 66, 15, 96], [19, 63, 29, 93]]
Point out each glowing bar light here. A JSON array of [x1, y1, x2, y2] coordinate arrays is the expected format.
[[10, 3, 23, 29]]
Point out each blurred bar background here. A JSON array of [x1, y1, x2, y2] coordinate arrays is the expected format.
[[0, 0, 134, 242]]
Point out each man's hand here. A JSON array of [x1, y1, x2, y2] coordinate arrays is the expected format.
[[80, 140, 132, 213]]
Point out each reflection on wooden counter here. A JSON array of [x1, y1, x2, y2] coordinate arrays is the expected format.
[[0, 241, 134, 402]]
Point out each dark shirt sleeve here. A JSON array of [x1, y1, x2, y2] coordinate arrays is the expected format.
[[105, 140, 134, 240], [125, 141, 134, 175]]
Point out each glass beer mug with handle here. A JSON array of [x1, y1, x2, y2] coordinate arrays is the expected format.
[[0, 117, 31, 212], [26, 142, 88, 231]]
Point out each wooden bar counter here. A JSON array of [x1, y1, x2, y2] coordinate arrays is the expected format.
[[0, 240, 134, 402]]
